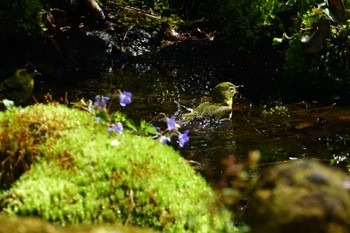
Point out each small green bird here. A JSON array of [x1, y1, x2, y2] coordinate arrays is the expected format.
[[182, 82, 239, 121], [0, 66, 40, 105]]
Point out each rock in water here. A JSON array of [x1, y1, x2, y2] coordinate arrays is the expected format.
[[244, 160, 350, 233]]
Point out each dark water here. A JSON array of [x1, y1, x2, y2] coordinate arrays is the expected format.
[[33, 66, 350, 184]]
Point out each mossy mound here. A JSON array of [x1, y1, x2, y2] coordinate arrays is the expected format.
[[0, 104, 236, 233]]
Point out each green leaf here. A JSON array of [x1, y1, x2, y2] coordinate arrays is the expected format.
[[111, 111, 127, 122], [140, 120, 158, 135], [1, 99, 15, 110], [286, 0, 297, 6], [272, 37, 283, 45], [95, 111, 108, 122], [124, 119, 137, 131], [324, 0, 346, 23]]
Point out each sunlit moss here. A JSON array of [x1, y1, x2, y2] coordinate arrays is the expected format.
[[0, 104, 237, 233], [262, 105, 288, 117]]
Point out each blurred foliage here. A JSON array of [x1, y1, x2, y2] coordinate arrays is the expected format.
[[2, 0, 350, 101], [98, 0, 292, 42], [0, 0, 43, 38], [278, 0, 350, 101], [100, 0, 182, 37], [154, 0, 290, 48], [215, 0, 288, 47]]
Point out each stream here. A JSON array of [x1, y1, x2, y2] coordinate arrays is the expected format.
[[26, 43, 350, 224], [32, 62, 350, 183]]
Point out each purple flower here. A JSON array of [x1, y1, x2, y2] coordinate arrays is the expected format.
[[108, 122, 123, 134], [167, 115, 176, 131], [94, 95, 110, 110], [159, 135, 171, 144], [119, 91, 132, 107], [178, 130, 190, 147]]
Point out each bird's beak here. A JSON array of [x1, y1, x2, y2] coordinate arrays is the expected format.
[[231, 85, 243, 93], [31, 69, 41, 76]]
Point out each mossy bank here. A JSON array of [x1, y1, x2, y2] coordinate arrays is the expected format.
[[0, 104, 236, 233]]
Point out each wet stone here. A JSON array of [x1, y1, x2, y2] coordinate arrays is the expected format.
[[244, 160, 350, 233]]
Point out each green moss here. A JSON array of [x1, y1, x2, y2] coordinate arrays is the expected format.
[[0, 213, 159, 233], [0, 104, 236, 232]]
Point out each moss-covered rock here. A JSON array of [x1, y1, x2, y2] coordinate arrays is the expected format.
[[0, 104, 236, 233], [0, 214, 158, 233], [245, 160, 350, 233]]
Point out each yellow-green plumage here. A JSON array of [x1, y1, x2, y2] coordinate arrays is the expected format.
[[0, 68, 36, 104], [182, 82, 238, 121]]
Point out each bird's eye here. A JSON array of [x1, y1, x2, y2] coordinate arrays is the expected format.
[[1, 81, 10, 90], [229, 86, 236, 93]]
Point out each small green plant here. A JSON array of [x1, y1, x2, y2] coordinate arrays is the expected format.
[[79, 91, 190, 148], [262, 105, 289, 117]]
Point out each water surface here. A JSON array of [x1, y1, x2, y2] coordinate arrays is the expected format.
[[34, 68, 350, 182]]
